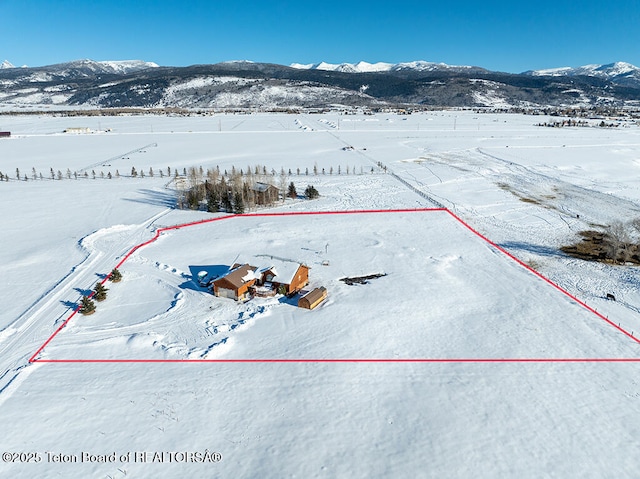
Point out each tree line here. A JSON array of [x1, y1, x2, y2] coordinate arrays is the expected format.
[[0, 163, 376, 183], [178, 165, 320, 213]]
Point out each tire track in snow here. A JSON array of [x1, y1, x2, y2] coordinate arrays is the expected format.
[[0, 208, 172, 402]]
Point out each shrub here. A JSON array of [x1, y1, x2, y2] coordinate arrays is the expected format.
[[79, 296, 96, 315]]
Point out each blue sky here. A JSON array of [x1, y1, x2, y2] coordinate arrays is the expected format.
[[2, 0, 639, 72]]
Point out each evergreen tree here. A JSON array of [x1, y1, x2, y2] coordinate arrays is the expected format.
[[287, 182, 297, 199], [186, 188, 201, 210], [109, 268, 122, 283], [233, 190, 245, 214], [131, 166, 137, 177], [304, 185, 319, 199], [79, 295, 96, 315], [206, 187, 220, 212], [220, 177, 232, 212], [93, 282, 108, 302]]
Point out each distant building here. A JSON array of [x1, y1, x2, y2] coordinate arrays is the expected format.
[[64, 127, 91, 134], [298, 287, 327, 310], [251, 182, 280, 205], [0, 132, 10, 138]]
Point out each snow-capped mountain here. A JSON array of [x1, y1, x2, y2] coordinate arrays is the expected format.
[[1, 60, 15, 69], [291, 61, 395, 73], [525, 62, 640, 87], [0, 59, 638, 109], [291, 60, 484, 74], [47, 59, 159, 75]]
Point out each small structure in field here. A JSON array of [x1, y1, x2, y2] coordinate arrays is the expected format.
[[298, 287, 327, 310], [0, 131, 10, 138], [64, 127, 91, 134], [251, 182, 280, 205]]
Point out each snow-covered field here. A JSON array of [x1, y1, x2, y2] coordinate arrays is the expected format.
[[1, 112, 640, 478]]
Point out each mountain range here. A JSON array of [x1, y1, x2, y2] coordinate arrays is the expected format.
[[1, 59, 639, 110]]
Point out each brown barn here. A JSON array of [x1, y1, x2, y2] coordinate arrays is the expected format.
[[252, 182, 280, 205], [212, 264, 258, 301], [298, 287, 327, 310]]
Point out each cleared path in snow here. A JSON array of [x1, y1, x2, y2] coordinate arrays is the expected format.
[[0, 208, 172, 402]]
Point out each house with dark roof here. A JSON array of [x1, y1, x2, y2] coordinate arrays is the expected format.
[[212, 264, 259, 301]]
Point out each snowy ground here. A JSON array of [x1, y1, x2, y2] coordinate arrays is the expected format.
[[1, 112, 640, 478]]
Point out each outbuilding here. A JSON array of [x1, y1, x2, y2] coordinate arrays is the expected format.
[[0, 132, 10, 138], [251, 182, 280, 205], [64, 127, 91, 134], [298, 287, 327, 310]]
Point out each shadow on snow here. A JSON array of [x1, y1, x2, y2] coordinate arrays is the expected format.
[[179, 265, 232, 292], [123, 189, 177, 208]]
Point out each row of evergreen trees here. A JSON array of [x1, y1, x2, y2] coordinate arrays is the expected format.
[[79, 268, 122, 315]]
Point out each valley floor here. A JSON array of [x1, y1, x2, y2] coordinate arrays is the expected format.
[[1, 112, 640, 478]]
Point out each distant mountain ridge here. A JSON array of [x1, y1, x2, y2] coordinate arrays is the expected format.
[[290, 60, 486, 74], [0, 59, 158, 74], [525, 61, 640, 88], [0, 58, 638, 110]]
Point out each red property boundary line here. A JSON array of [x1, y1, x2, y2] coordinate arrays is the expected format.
[[29, 208, 640, 364]]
